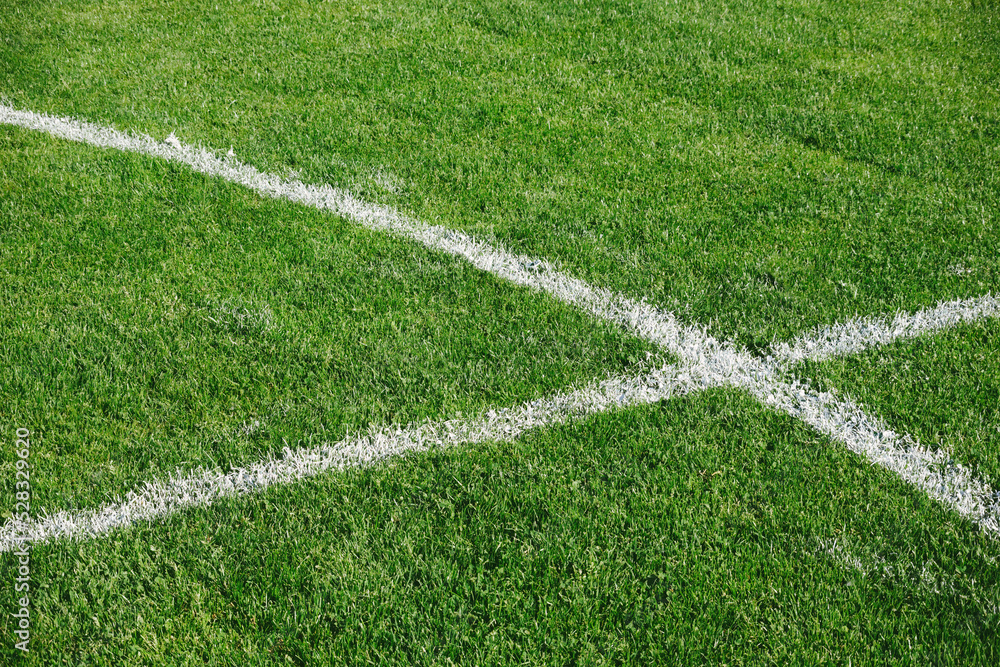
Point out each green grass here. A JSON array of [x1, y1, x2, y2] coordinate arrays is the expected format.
[[2, 390, 998, 664], [805, 319, 1000, 489], [2, 0, 998, 348], [0, 125, 656, 511], [2, 0, 1000, 663]]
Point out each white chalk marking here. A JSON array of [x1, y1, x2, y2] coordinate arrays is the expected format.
[[653, 345, 1000, 536], [0, 359, 704, 551], [746, 372, 1000, 534], [2, 104, 999, 548], [0, 103, 713, 361], [4, 297, 999, 550], [770, 294, 1000, 367]]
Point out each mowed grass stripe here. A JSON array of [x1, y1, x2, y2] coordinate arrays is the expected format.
[[2, 391, 998, 664], [0, 124, 655, 513]]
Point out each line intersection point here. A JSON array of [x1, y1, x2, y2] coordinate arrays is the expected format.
[[2, 103, 998, 551]]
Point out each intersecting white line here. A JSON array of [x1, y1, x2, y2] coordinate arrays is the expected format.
[[1, 104, 998, 552], [771, 294, 1000, 367]]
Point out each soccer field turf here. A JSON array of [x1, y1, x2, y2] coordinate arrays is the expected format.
[[1, 0, 999, 663]]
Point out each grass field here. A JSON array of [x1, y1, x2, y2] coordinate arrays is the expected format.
[[1, 0, 999, 664]]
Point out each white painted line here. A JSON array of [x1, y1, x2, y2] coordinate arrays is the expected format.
[[5, 327, 997, 550], [0, 103, 714, 361], [3, 104, 999, 547], [662, 345, 1000, 536], [742, 370, 1000, 535], [0, 359, 705, 552], [770, 294, 1000, 367]]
